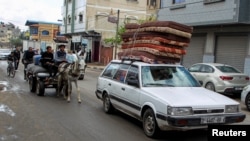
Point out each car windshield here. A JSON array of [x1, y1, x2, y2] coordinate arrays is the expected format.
[[141, 66, 200, 87], [216, 66, 240, 73]]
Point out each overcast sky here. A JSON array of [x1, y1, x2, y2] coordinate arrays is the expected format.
[[0, 0, 63, 31]]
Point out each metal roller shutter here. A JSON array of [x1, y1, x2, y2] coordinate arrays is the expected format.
[[182, 36, 205, 68], [215, 36, 247, 72]]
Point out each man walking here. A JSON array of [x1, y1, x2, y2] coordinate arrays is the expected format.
[[13, 47, 21, 70], [22, 47, 35, 80]]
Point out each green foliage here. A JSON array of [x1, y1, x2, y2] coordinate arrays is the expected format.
[[104, 25, 125, 45], [103, 15, 156, 45], [9, 38, 23, 47]]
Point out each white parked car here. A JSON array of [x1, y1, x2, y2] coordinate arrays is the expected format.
[[0, 49, 11, 60], [188, 63, 249, 95], [95, 60, 246, 138], [241, 85, 250, 111]]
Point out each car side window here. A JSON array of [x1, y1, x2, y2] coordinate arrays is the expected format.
[[188, 65, 201, 72], [113, 64, 130, 83], [102, 63, 120, 78], [125, 65, 139, 84]]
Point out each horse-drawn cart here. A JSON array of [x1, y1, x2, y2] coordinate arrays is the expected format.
[[26, 64, 58, 96]]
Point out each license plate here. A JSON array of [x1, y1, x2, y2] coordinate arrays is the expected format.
[[200, 116, 225, 124], [235, 87, 243, 90]]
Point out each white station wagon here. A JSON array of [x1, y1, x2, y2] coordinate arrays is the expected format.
[[95, 60, 246, 138]]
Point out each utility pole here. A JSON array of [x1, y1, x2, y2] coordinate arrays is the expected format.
[[114, 9, 120, 59]]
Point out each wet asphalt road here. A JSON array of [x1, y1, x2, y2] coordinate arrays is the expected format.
[[0, 60, 249, 141]]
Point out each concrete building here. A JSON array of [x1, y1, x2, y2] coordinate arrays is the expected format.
[[0, 22, 21, 48], [24, 20, 66, 52], [158, 0, 250, 75], [61, 0, 160, 64]]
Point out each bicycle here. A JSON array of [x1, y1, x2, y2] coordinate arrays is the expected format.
[[7, 61, 16, 78]]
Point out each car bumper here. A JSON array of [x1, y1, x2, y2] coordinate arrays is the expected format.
[[216, 85, 247, 94], [167, 113, 246, 127], [157, 113, 246, 131]]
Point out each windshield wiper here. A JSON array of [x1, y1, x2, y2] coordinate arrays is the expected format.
[[143, 83, 174, 87]]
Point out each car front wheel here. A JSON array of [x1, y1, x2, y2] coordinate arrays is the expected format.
[[143, 108, 160, 138]]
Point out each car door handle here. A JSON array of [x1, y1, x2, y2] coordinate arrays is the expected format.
[[121, 88, 125, 91], [108, 83, 111, 86]]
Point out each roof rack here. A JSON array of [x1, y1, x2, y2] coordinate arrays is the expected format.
[[120, 56, 143, 64]]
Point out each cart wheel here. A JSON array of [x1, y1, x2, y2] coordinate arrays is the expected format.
[[36, 80, 45, 96], [29, 77, 36, 92]]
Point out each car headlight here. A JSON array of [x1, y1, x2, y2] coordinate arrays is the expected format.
[[167, 106, 193, 116], [225, 105, 239, 113]]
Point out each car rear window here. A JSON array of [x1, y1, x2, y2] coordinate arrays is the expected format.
[[216, 66, 240, 73]]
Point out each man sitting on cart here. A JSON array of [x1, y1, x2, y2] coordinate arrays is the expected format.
[[55, 44, 67, 66], [40, 46, 57, 78]]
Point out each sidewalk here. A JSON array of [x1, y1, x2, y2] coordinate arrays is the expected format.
[[86, 62, 106, 70]]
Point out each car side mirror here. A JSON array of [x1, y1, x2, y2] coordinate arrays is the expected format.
[[199, 81, 203, 86], [127, 76, 139, 87]]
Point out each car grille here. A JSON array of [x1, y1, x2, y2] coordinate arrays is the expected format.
[[193, 109, 224, 114]]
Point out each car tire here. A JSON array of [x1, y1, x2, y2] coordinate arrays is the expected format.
[[36, 80, 45, 96], [245, 94, 250, 111], [205, 82, 215, 92], [103, 94, 114, 114], [143, 108, 160, 138], [29, 77, 37, 92]]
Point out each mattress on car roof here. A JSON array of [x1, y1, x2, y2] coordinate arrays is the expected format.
[[124, 21, 193, 33], [122, 37, 189, 47], [125, 26, 192, 39], [121, 32, 191, 43], [140, 21, 193, 33], [121, 43, 186, 55], [118, 50, 181, 64]]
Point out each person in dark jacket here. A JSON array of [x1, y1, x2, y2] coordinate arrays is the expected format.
[[40, 46, 57, 78], [54, 44, 67, 66], [7, 51, 17, 69], [13, 47, 21, 70], [22, 47, 35, 80], [53, 44, 67, 76]]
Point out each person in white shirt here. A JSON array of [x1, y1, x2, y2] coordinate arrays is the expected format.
[[66, 50, 75, 63], [72, 50, 78, 62]]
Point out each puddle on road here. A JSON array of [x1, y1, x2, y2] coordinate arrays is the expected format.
[[0, 104, 16, 116], [0, 81, 22, 92], [0, 81, 10, 92]]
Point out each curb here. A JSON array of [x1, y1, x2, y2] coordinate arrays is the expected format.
[[86, 66, 105, 70]]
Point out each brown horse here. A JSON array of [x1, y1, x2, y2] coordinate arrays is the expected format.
[[57, 54, 85, 103]]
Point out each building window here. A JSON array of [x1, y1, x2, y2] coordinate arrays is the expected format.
[[147, 0, 156, 6], [30, 28, 38, 35], [41, 30, 49, 36], [68, 15, 71, 24], [79, 13, 83, 22], [173, 0, 185, 4]]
